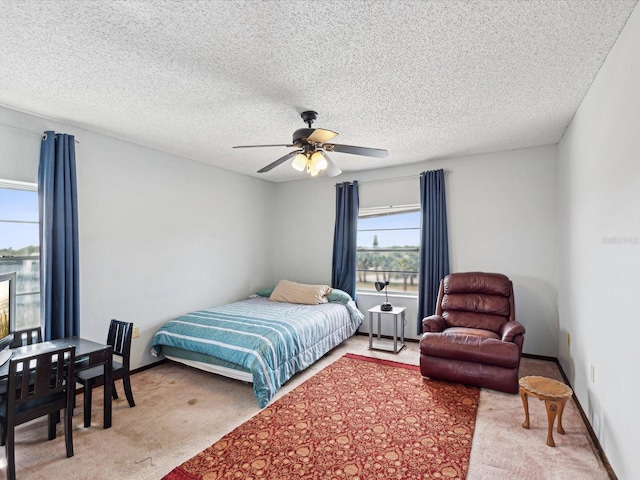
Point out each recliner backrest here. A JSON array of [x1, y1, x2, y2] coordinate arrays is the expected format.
[[437, 272, 515, 333]]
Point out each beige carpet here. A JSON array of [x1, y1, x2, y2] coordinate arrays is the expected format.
[[0, 336, 610, 480]]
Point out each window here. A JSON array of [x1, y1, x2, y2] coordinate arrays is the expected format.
[[0, 179, 40, 330], [356, 205, 420, 296]]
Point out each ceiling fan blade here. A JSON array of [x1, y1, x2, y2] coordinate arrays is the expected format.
[[325, 143, 388, 158], [307, 128, 338, 144], [257, 150, 301, 173], [234, 144, 293, 149], [323, 154, 342, 177]]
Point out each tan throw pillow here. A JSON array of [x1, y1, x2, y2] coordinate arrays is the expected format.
[[269, 280, 332, 305]]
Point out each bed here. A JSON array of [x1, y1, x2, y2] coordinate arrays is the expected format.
[[151, 281, 363, 408]]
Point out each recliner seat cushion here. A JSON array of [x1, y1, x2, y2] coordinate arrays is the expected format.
[[420, 331, 520, 369], [444, 327, 500, 339]]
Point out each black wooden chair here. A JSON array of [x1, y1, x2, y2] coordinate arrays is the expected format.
[[9, 327, 43, 348], [75, 319, 135, 427], [1, 327, 43, 402], [0, 346, 76, 480]]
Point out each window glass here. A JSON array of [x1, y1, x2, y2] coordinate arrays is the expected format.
[[357, 207, 420, 296], [0, 181, 40, 329]]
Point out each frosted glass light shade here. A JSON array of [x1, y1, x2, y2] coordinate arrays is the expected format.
[[291, 153, 307, 171], [311, 151, 328, 170], [307, 159, 320, 176]]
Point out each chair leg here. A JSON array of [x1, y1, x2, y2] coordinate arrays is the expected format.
[[64, 406, 74, 457], [112, 380, 119, 400], [83, 383, 93, 428], [7, 424, 15, 480], [47, 412, 57, 440], [122, 373, 136, 407]]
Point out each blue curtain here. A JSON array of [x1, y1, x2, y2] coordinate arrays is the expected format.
[[417, 169, 449, 334], [38, 131, 80, 340], [331, 181, 359, 299]]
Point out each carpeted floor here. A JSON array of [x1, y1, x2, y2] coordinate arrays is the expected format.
[[0, 335, 611, 480]]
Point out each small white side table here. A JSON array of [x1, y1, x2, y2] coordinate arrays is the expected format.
[[367, 305, 406, 354]]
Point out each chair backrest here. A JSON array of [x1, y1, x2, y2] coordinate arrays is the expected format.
[[436, 272, 515, 333], [107, 320, 133, 365], [6, 346, 76, 425], [10, 327, 43, 348]]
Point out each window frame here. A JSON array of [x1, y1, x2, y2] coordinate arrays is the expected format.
[[356, 204, 421, 297]]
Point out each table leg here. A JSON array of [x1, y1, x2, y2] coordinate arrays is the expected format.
[[368, 312, 373, 349], [377, 313, 381, 341], [557, 399, 567, 435], [520, 388, 530, 429], [545, 400, 560, 447], [103, 346, 113, 429], [401, 311, 405, 347], [393, 313, 398, 353]]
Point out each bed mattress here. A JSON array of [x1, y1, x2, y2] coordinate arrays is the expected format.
[[151, 296, 363, 407]]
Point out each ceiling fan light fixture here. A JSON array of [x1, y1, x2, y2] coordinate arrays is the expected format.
[[237, 111, 388, 177], [307, 159, 320, 176], [291, 153, 307, 171], [311, 151, 328, 171]]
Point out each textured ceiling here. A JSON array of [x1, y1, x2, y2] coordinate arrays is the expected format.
[[0, 0, 637, 182]]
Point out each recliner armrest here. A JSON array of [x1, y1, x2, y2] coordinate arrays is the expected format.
[[422, 315, 445, 333], [500, 321, 525, 342]]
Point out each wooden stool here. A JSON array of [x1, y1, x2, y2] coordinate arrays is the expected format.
[[519, 375, 573, 447]]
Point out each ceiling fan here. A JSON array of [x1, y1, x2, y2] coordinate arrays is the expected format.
[[233, 111, 388, 177]]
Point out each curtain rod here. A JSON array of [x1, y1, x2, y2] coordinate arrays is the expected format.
[[360, 204, 420, 211], [0, 123, 44, 138], [0, 123, 80, 143], [359, 170, 450, 185]]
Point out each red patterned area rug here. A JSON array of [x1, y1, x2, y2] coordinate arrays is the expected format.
[[163, 353, 479, 480]]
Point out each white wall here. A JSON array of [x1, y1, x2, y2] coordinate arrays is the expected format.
[[557, 4, 640, 478], [0, 106, 276, 369], [274, 145, 558, 356]]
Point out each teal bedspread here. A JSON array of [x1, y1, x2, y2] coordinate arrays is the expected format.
[[151, 297, 363, 408]]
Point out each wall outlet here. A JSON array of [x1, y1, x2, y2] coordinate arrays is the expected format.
[[567, 333, 571, 349], [132, 326, 140, 339], [590, 364, 595, 383]]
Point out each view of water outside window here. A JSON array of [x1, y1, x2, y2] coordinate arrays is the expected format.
[[0, 183, 40, 329], [356, 210, 420, 295]]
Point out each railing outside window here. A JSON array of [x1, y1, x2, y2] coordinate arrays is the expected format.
[[0, 257, 40, 329]]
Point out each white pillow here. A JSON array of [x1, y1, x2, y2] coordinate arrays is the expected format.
[[269, 280, 332, 305]]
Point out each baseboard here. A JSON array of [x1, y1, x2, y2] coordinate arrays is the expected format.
[[75, 359, 168, 396], [354, 330, 420, 343], [522, 353, 617, 480], [521, 352, 557, 362], [131, 357, 168, 375]]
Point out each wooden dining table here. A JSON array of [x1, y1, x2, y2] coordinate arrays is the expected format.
[[0, 336, 114, 429]]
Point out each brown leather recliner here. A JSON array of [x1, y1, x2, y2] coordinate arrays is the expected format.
[[419, 272, 525, 393]]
